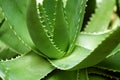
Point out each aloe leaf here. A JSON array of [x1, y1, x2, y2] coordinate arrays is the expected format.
[[27, 0, 66, 58], [85, 0, 115, 32], [0, 41, 17, 60], [0, 21, 31, 54], [53, 0, 69, 51], [43, 70, 78, 80], [0, 3, 31, 54], [72, 27, 120, 70], [0, 51, 55, 80], [88, 67, 120, 80], [0, 48, 17, 60], [43, 0, 56, 31], [49, 27, 120, 70], [76, 31, 111, 50], [65, 0, 87, 53], [44, 69, 89, 80], [1, 0, 35, 49], [78, 69, 89, 80], [83, 0, 96, 28], [95, 51, 120, 72], [38, 4, 52, 34], [89, 74, 110, 80], [49, 46, 90, 70], [110, 43, 120, 56]]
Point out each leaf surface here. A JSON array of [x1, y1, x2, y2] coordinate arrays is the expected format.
[[65, 0, 87, 53], [0, 21, 30, 54], [0, 51, 55, 80], [85, 0, 115, 32], [49, 27, 120, 70], [27, 0, 65, 58]]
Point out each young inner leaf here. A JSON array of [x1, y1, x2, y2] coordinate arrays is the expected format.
[[27, 0, 65, 58]]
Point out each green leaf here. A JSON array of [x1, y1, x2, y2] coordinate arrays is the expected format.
[[85, 0, 115, 32], [0, 41, 17, 60], [89, 74, 110, 80], [0, 51, 55, 80], [49, 46, 90, 70], [76, 31, 111, 50], [82, 0, 96, 28], [44, 69, 88, 80], [0, 21, 30, 54], [53, 0, 69, 51], [43, 0, 56, 31], [108, 42, 120, 57], [78, 69, 89, 80], [88, 67, 120, 79], [65, 0, 87, 53], [1, 0, 36, 50], [49, 27, 120, 70], [95, 51, 120, 72], [27, 0, 65, 58], [43, 70, 78, 80]]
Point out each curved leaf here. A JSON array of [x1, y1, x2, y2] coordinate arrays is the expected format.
[[0, 41, 17, 60], [95, 51, 120, 72], [43, 70, 78, 80], [0, 51, 55, 80], [0, 21, 30, 54], [89, 74, 110, 80], [76, 31, 111, 50], [65, 0, 87, 53], [27, 0, 65, 58], [43, 0, 56, 29], [49, 27, 120, 70], [85, 0, 115, 32], [88, 67, 120, 80], [1, 0, 34, 47], [53, 0, 69, 51], [0, 0, 40, 54]]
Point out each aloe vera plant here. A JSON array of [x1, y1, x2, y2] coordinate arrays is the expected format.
[[0, 0, 120, 80]]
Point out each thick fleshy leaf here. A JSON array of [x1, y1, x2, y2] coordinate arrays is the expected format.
[[38, 4, 53, 35], [43, 0, 56, 29], [95, 51, 120, 72], [1, 0, 35, 49], [0, 41, 17, 60], [88, 67, 120, 80], [89, 74, 110, 80], [109, 43, 120, 56], [43, 70, 78, 80], [49, 27, 120, 70], [49, 46, 90, 70], [43, 69, 89, 80], [76, 31, 111, 50], [0, 21, 30, 54], [0, 51, 55, 80], [53, 0, 69, 51], [85, 0, 115, 32], [65, 0, 87, 53], [82, 0, 96, 28], [72, 27, 120, 70], [78, 69, 89, 80], [27, 0, 65, 58], [0, 4, 30, 54]]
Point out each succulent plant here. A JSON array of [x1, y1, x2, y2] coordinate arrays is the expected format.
[[0, 0, 120, 80]]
